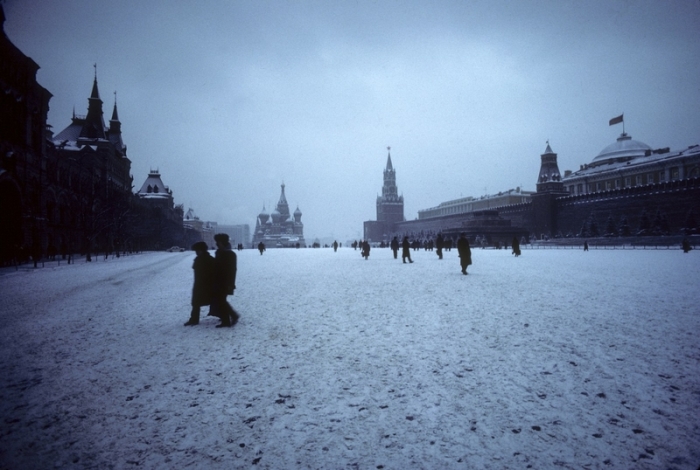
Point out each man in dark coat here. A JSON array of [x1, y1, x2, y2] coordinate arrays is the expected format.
[[511, 236, 521, 257], [457, 233, 472, 275], [401, 236, 413, 263], [212, 233, 239, 328], [184, 241, 215, 326], [435, 233, 444, 259], [257, 241, 266, 255], [361, 240, 370, 259], [390, 236, 399, 259]]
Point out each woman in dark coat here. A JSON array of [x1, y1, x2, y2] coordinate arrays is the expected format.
[[457, 233, 472, 275], [361, 240, 371, 259], [401, 236, 413, 263], [511, 236, 521, 257], [184, 241, 215, 326]]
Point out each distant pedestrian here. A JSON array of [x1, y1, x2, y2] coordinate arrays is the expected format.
[[682, 238, 692, 253], [457, 233, 472, 275], [583, 240, 589, 251], [333, 240, 338, 252], [257, 241, 266, 255], [391, 236, 399, 259], [512, 236, 521, 257], [184, 241, 215, 326], [402, 236, 413, 263], [436, 233, 444, 259], [362, 240, 370, 259], [211, 233, 239, 328]]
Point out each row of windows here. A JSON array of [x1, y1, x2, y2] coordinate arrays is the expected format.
[[566, 166, 692, 195]]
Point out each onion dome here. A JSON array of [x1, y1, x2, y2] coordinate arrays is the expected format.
[[271, 209, 281, 224], [258, 205, 269, 224]]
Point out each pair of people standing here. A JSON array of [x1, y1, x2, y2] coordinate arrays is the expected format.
[[184, 233, 240, 328]]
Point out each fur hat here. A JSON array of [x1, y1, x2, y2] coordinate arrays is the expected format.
[[214, 233, 229, 243], [191, 241, 208, 252]]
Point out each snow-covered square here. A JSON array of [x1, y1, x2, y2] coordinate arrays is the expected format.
[[0, 247, 698, 469]]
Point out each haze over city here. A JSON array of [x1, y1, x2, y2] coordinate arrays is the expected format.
[[4, 0, 700, 242]]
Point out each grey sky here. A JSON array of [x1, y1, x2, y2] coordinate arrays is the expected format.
[[5, 0, 700, 241]]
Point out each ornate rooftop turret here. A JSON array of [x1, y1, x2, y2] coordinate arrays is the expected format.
[[276, 183, 290, 222], [536, 141, 564, 193], [79, 67, 107, 140], [108, 91, 126, 156], [258, 204, 270, 224]]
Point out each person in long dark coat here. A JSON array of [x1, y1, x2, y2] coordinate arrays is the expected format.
[[211, 233, 239, 328], [390, 236, 400, 259], [436, 233, 444, 259], [184, 241, 215, 326], [361, 240, 370, 259], [457, 233, 472, 275], [511, 236, 521, 257], [401, 236, 413, 263], [682, 238, 692, 253]]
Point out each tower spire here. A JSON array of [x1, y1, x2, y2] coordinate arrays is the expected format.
[[80, 67, 106, 139]]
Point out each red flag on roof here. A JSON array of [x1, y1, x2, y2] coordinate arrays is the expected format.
[[609, 114, 624, 126]]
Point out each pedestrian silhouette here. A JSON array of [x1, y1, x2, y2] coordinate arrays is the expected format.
[[457, 233, 472, 275], [682, 238, 692, 253], [184, 241, 215, 326], [362, 240, 370, 259], [211, 233, 239, 328], [436, 233, 444, 259], [512, 236, 521, 257], [402, 236, 413, 263], [391, 236, 399, 259]]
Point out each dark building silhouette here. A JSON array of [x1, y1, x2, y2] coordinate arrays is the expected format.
[[0, 6, 187, 262], [382, 135, 700, 244], [0, 5, 53, 263]]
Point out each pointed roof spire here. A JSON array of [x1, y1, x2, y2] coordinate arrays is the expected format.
[[111, 91, 119, 121], [80, 66, 106, 140], [91, 64, 100, 99], [279, 182, 287, 203], [386, 146, 393, 171], [544, 140, 554, 154]]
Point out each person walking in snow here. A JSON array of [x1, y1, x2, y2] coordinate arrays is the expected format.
[[435, 233, 444, 260], [184, 241, 215, 326], [457, 233, 472, 275], [333, 240, 338, 252], [257, 241, 266, 255], [401, 236, 413, 263], [361, 240, 370, 259], [682, 238, 692, 253], [511, 236, 521, 257], [390, 236, 400, 259], [211, 233, 239, 328]]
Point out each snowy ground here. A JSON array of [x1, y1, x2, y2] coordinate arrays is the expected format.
[[0, 246, 698, 469]]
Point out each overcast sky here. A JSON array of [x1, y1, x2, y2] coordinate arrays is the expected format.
[[4, 0, 700, 241]]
